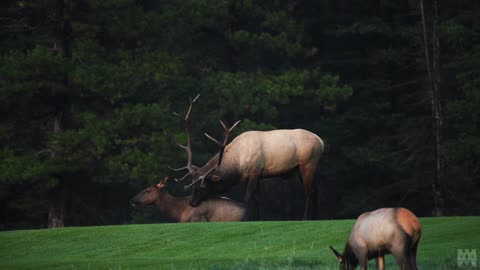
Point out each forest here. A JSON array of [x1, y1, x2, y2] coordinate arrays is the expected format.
[[0, 0, 479, 230]]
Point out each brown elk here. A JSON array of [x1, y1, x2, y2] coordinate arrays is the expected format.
[[167, 95, 324, 219], [329, 207, 422, 270], [129, 176, 245, 222]]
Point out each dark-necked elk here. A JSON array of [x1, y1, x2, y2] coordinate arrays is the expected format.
[[329, 208, 421, 270], [167, 95, 324, 219], [129, 176, 245, 222]]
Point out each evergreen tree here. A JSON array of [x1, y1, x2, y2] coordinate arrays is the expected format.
[[1, 0, 479, 228]]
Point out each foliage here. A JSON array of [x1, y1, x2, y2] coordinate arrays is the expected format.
[[442, 9, 480, 212], [0, 0, 479, 228]]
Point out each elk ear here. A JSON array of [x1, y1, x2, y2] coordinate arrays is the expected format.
[[329, 246, 343, 262], [155, 176, 169, 189]]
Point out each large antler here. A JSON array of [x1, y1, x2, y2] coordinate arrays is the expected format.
[[204, 120, 241, 166], [184, 119, 241, 189], [165, 94, 200, 182]]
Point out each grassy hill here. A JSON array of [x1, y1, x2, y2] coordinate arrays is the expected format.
[[1, 217, 479, 269]]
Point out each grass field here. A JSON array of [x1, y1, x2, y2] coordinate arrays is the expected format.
[[1, 217, 479, 269]]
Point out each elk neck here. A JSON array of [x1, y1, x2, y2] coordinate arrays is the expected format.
[[154, 190, 190, 222], [200, 152, 240, 181]]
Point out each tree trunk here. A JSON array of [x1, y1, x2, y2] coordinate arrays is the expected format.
[[419, 0, 445, 216], [47, 0, 72, 228], [48, 178, 66, 228], [48, 112, 65, 228], [431, 0, 445, 216]]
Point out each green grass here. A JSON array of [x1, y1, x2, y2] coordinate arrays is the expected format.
[[1, 217, 479, 269]]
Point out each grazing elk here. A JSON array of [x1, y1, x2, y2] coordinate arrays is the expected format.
[[167, 95, 324, 219], [129, 176, 245, 222], [329, 207, 422, 270]]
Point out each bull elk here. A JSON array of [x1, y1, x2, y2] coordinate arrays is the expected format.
[[329, 207, 422, 270], [167, 95, 324, 219], [129, 176, 245, 222]]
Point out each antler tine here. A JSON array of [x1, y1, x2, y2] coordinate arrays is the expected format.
[[185, 94, 200, 120], [163, 130, 191, 173], [173, 94, 200, 121], [183, 171, 205, 189], [204, 119, 240, 167], [167, 165, 189, 171], [204, 120, 241, 147], [228, 120, 241, 131], [204, 132, 222, 146], [192, 93, 200, 103], [172, 111, 183, 119], [184, 165, 217, 189], [174, 172, 192, 182], [218, 120, 241, 166], [183, 119, 241, 189], [184, 176, 202, 189], [163, 130, 182, 148], [165, 94, 200, 182], [221, 120, 241, 143]]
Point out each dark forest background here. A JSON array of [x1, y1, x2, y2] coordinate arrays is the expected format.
[[0, 0, 479, 230]]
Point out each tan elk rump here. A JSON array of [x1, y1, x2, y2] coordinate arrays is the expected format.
[[129, 177, 245, 222], [330, 207, 421, 270]]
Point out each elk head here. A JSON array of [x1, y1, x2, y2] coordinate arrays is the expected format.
[[189, 170, 234, 207], [329, 246, 352, 270], [166, 95, 240, 206], [130, 176, 169, 206]]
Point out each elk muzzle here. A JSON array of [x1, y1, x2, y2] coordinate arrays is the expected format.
[[189, 197, 201, 207]]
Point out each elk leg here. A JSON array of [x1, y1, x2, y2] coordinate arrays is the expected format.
[[246, 196, 259, 221], [375, 256, 385, 270], [358, 257, 368, 270], [245, 177, 260, 220], [356, 247, 368, 270], [409, 241, 419, 270], [303, 190, 312, 220], [391, 245, 410, 270], [298, 165, 316, 220], [245, 174, 260, 201]]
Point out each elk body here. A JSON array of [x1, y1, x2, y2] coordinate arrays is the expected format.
[[329, 208, 421, 270], [129, 177, 245, 222], [167, 96, 324, 219], [190, 129, 324, 219]]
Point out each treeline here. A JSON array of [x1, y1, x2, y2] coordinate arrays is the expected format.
[[0, 0, 479, 230]]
